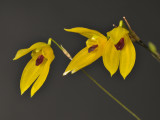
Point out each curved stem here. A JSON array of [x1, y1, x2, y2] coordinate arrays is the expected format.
[[50, 38, 141, 120], [48, 38, 63, 51]]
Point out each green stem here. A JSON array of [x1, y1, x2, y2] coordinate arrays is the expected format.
[[48, 38, 63, 51], [82, 70, 141, 120], [50, 38, 141, 120]]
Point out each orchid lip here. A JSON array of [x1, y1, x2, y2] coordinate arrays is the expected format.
[[36, 55, 44, 66], [88, 45, 98, 53], [115, 38, 124, 50]]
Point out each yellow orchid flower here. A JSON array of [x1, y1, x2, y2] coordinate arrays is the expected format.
[[63, 27, 107, 75], [103, 26, 136, 79], [13, 41, 55, 97], [64, 26, 135, 79]]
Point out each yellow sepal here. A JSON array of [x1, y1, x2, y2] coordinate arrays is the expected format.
[[107, 26, 129, 44], [13, 42, 47, 60], [64, 27, 107, 39], [119, 35, 136, 79], [31, 61, 51, 97], [63, 47, 102, 75], [103, 39, 120, 76], [20, 54, 46, 95]]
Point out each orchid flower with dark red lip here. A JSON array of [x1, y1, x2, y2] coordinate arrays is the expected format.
[[64, 26, 136, 79], [103, 26, 136, 79], [13, 41, 55, 97], [63, 27, 107, 75]]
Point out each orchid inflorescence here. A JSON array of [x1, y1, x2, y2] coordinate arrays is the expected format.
[[13, 17, 160, 120]]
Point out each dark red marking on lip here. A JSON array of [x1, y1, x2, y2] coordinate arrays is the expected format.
[[88, 45, 98, 53], [36, 55, 44, 66], [115, 38, 124, 50]]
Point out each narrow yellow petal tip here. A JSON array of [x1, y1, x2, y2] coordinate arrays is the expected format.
[[64, 28, 71, 32], [13, 58, 16, 61], [21, 90, 25, 95], [71, 70, 76, 74], [30, 88, 36, 98], [110, 71, 116, 77], [13, 55, 19, 60], [110, 73, 113, 77], [121, 74, 127, 80], [30, 92, 34, 98], [63, 71, 70, 76]]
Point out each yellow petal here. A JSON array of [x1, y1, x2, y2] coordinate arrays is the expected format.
[[13, 42, 47, 60], [107, 26, 129, 44], [63, 47, 102, 75], [20, 54, 46, 95], [102, 39, 120, 76], [119, 35, 136, 79], [64, 27, 106, 39], [31, 61, 51, 97]]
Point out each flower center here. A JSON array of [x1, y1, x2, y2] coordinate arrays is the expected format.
[[36, 55, 44, 66], [88, 45, 98, 53], [115, 38, 124, 50]]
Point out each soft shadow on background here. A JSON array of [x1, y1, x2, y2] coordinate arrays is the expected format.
[[0, 0, 160, 120]]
